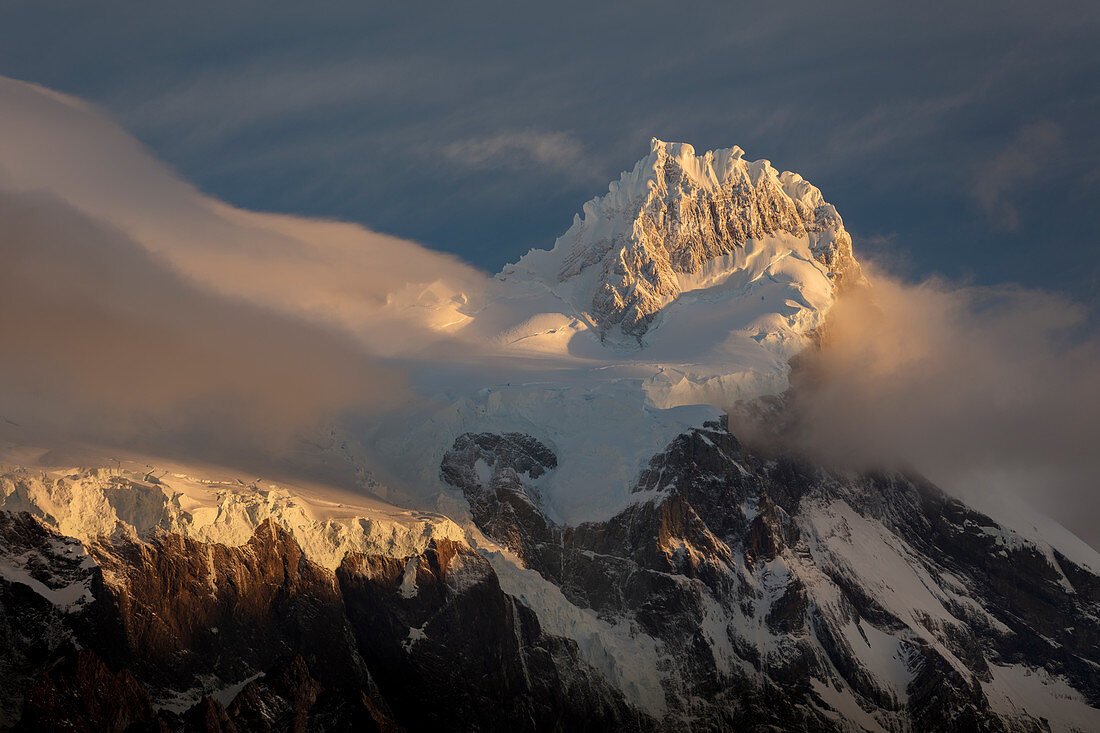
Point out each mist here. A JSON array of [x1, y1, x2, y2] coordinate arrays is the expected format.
[[0, 77, 487, 469], [0, 188, 406, 458], [768, 264, 1100, 549], [2, 74, 1096, 548]]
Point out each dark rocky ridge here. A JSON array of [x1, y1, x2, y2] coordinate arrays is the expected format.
[[2, 419, 1097, 731], [441, 419, 1100, 731], [0, 514, 643, 732]]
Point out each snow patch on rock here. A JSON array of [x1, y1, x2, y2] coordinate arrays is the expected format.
[[472, 535, 668, 716]]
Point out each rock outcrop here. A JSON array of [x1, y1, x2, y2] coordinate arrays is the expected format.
[[440, 419, 1100, 730], [0, 512, 643, 732], [513, 139, 863, 343]]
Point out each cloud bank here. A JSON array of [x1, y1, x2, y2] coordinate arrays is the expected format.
[[0, 77, 486, 464], [753, 264, 1100, 548], [0, 188, 400, 448], [1, 75, 1096, 548]]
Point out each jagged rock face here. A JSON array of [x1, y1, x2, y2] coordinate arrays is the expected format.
[[439, 433, 559, 565], [441, 422, 1100, 731], [17, 650, 164, 733], [0, 512, 97, 724], [338, 538, 643, 732], [222, 654, 395, 733], [0, 513, 642, 732], [553, 140, 862, 341], [84, 520, 367, 693], [3, 423, 1099, 731]]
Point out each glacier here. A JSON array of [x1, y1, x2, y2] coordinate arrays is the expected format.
[[1, 75, 1098, 731]]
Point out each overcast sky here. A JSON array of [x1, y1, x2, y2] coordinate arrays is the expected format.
[[2, 1, 1098, 304]]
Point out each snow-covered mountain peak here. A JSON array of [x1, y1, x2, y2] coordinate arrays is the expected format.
[[639, 138, 830, 210], [413, 141, 867, 525], [502, 139, 861, 344], [636, 138, 767, 195]]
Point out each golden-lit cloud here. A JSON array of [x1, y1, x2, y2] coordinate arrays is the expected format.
[[741, 263, 1100, 545], [0, 77, 486, 460]]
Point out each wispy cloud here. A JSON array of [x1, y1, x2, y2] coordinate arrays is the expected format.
[[115, 56, 430, 148], [845, 94, 971, 150], [441, 129, 599, 181], [973, 121, 1063, 231]]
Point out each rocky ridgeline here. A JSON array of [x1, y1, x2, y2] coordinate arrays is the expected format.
[[0, 512, 638, 732], [550, 140, 863, 342], [441, 419, 1100, 731], [2, 418, 1099, 730]]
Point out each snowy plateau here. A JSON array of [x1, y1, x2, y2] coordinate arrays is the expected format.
[[0, 76, 1098, 732]]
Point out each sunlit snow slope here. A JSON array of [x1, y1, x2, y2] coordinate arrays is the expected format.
[[0, 76, 859, 526], [375, 139, 863, 523]]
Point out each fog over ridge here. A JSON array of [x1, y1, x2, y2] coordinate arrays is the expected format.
[[1, 75, 1097, 549], [0, 76, 485, 466], [742, 261, 1100, 548]]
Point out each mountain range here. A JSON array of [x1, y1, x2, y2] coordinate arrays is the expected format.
[[1, 77, 1098, 732]]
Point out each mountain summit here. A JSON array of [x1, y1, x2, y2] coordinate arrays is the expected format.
[[1, 81, 1097, 732], [503, 139, 861, 344]]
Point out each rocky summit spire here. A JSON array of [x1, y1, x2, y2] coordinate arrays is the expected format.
[[550, 139, 862, 342]]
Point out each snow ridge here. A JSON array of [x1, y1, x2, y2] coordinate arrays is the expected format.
[[502, 138, 861, 344], [0, 460, 464, 571]]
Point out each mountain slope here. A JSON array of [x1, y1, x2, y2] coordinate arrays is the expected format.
[[500, 139, 861, 345], [441, 419, 1100, 731], [0, 511, 641, 731], [0, 78, 1096, 730], [3, 420, 1097, 731]]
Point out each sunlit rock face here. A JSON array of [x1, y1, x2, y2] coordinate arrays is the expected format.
[[544, 139, 862, 342]]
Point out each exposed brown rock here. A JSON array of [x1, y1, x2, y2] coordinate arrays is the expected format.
[[17, 650, 159, 733]]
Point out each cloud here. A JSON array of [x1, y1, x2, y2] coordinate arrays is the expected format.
[[737, 262, 1100, 548], [825, 92, 977, 166], [442, 129, 598, 180], [0, 76, 487, 467], [114, 56, 432, 149], [973, 121, 1063, 231], [0, 77, 487, 347], [0, 188, 402, 452]]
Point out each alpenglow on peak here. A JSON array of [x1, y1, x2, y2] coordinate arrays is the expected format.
[[508, 138, 863, 344]]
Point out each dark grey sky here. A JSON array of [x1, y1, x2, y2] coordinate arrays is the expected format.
[[2, 1, 1098, 303]]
